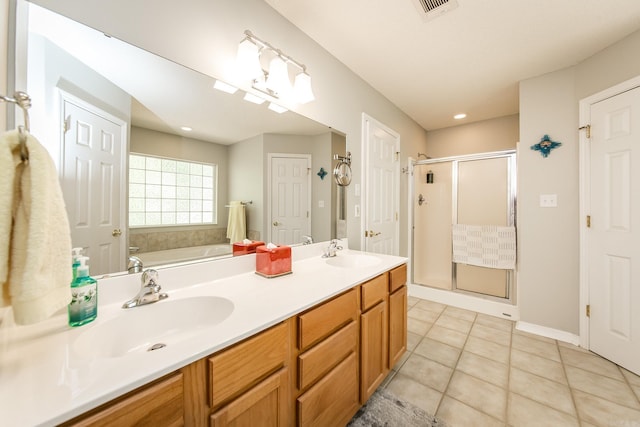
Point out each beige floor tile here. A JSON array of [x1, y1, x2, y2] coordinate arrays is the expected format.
[[435, 313, 474, 334], [406, 331, 422, 352], [457, 351, 509, 388], [470, 323, 512, 347], [445, 371, 507, 421], [407, 317, 432, 336], [559, 346, 624, 381], [407, 296, 420, 307], [413, 337, 461, 368], [464, 335, 510, 365], [510, 348, 567, 384], [508, 392, 579, 426], [509, 367, 576, 416], [511, 333, 560, 362], [564, 365, 640, 410], [436, 396, 505, 427], [558, 340, 591, 353], [415, 299, 446, 314], [385, 373, 443, 415], [573, 389, 640, 426], [443, 305, 477, 322], [390, 349, 411, 372], [475, 313, 513, 333], [512, 327, 556, 344], [427, 324, 469, 348], [621, 368, 640, 401], [408, 306, 440, 323], [398, 353, 453, 392]]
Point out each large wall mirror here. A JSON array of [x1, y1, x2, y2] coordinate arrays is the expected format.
[[19, 2, 347, 276]]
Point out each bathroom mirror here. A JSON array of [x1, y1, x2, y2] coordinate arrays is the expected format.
[[21, 3, 347, 276]]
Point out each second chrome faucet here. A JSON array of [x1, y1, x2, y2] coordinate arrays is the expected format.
[[122, 269, 168, 309]]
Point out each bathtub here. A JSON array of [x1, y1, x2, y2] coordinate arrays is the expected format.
[[136, 244, 232, 267]]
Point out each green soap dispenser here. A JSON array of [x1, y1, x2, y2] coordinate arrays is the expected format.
[[68, 256, 98, 327], [71, 247, 83, 281]]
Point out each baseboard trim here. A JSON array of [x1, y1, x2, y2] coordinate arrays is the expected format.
[[515, 321, 580, 346], [408, 284, 519, 321]]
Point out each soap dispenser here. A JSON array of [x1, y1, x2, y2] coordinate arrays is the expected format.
[[68, 256, 98, 327], [71, 247, 83, 281]]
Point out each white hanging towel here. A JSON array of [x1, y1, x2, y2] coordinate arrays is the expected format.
[[0, 130, 72, 325], [452, 224, 516, 270], [226, 201, 246, 244]]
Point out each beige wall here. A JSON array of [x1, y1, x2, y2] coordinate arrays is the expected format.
[[425, 114, 519, 157], [1, 0, 8, 131], [25, 0, 430, 254], [519, 28, 640, 334]]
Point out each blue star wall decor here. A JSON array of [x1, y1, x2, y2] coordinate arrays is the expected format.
[[531, 134, 562, 158], [317, 167, 327, 180]]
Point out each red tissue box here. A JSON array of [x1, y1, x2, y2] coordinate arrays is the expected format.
[[232, 240, 265, 256], [255, 245, 292, 278]]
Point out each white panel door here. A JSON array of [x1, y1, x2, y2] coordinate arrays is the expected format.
[[270, 155, 310, 245], [363, 115, 399, 255], [589, 86, 640, 375], [62, 96, 125, 275]]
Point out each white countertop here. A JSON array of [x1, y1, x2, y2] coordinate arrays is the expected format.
[[0, 241, 406, 426]]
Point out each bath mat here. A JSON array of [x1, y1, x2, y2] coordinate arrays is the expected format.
[[347, 388, 447, 427]]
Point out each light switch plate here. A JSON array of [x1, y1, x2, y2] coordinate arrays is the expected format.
[[318, 200, 324, 208], [354, 204, 361, 217], [540, 194, 558, 208]]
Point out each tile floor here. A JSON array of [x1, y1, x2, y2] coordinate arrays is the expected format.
[[381, 296, 640, 426]]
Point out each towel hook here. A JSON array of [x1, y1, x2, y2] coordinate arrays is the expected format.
[[1, 91, 32, 162]]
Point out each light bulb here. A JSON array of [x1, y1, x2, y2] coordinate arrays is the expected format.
[[293, 71, 315, 104], [266, 56, 292, 98], [236, 38, 263, 82]]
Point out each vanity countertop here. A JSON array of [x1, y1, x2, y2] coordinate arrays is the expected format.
[[0, 242, 406, 426]]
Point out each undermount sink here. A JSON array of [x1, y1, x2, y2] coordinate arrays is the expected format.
[[325, 253, 381, 269], [73, 296, 234, 359]]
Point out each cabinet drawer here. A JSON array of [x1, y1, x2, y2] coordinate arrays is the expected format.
[[389, 264, 407, 293], [298, 321, 357, 390], [65, 373, 184, 427], [298, 289, 357, 352], [297, 352, 359, 427], [209, 322, 288, 409], [361, 273, 387, 311]]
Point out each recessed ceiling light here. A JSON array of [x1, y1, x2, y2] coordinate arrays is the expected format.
[[243, 92, 266, 105], [213, 80, 238, 94], [268, 103, 288, 114], [180, 126, 192, 132], [454, 113, 467, 120]]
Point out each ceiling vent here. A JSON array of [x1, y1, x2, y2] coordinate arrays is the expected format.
[[412, 0, 459, 21]]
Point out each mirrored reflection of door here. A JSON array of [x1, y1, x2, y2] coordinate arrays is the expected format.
[[455, 157, 511, 298], [61, 93, 126, 275], [269, 155, 311, 245]]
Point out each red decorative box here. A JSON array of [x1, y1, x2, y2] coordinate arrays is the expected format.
[[232, 240, 265, 256], [255, 245, 292, 278]]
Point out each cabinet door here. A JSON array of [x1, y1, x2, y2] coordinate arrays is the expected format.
[[65, 374, 184, 427], [211, 368, 289, 427], [389, 286, 407, 369], [360, 301, 388, 403]]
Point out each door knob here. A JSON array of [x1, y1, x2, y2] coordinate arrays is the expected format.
[[365, 230, 381, 237], [112, 228, 122, 237], [272, 221, 280, 226]]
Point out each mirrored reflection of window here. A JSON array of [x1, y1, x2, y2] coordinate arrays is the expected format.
[[129, 153, 217, 227]]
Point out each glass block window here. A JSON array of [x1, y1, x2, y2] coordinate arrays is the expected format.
[[129, 153, 217, 227]]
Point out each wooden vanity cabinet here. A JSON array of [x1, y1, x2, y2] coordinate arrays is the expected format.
[[388, 264, 408, 369], [294, 289, 360, 426], [359, 273, 389, 403]]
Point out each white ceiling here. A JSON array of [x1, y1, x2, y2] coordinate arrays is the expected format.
[[266, 0, 640, 130]]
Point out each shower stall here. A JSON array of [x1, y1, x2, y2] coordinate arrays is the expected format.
[[410, 150, 517, 303]]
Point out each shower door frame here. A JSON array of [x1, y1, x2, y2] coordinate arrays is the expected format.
[[409, 149, 517, 304]]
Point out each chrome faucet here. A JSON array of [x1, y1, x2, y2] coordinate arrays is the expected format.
[[301, 235, 314, 245], [127, 256, 143, 274], [122, 269, 168, 309], [322, 239, 343, 258]]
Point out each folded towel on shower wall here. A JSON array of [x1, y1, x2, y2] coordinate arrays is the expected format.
[[0, 130, 72, 325], [226, 201, 246, 244], [452, 224, 516, 270]]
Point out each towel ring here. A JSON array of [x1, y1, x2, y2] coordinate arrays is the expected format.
[[333, 151, 352, 187], [1, 91, 32, 162]]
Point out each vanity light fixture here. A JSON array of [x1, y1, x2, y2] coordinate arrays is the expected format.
[[454, 113, 467, 120], [236, 30, 315, 104], [213, 80, 238, 94], [268, 103, 288, 114], [243, 92, 266, 105]]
